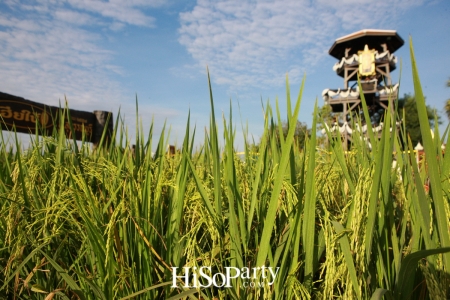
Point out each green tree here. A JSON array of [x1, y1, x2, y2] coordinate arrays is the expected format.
[[445, 79, 450, 120], [398, 93, 440, 147], [316, 96, 440, 149], [271, 120, 310, 149], [316, 104, 335, 147], [317, 103, 334, 125]]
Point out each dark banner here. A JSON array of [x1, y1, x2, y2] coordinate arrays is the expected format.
[[0, 91, 111, 144]]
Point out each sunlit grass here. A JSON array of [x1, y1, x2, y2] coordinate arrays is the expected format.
[[1, 38, 449, 300]]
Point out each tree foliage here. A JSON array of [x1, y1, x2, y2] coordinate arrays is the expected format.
[[272, 120, 310, 149], [316, 93, 440, 149], [445, 78, 450, 120], [316, 104, 334, 147], [398, 93, 440, 147]]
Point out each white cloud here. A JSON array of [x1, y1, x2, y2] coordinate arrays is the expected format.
[[0, 1, 168, 107], [0, 12, 115, 107], [54, 9, 96, 26], [0, 0, 180, 144], [65, 0, 157, 27], [179, 0, 426, 91]]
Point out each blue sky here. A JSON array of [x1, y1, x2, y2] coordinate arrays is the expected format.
[[1, 0, 449, 150]]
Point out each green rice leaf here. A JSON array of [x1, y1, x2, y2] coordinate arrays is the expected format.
[[39, 250, 87, 300], [395, 247, 450, 299], [410, 37, 450, 271], [332, 221, 361, 300]]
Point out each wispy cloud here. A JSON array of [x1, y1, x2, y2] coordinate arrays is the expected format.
[[0, 0, 168, 111], [0, 0, 185, 147], [65, 0, 161, 27], [179, 0, 425, 91], [53, 9, 97, 26]]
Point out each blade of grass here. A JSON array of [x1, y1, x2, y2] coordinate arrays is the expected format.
[[302, 100, 318, 290], [395, 247, 450, 299], [256, 75, 304, 269], [332, 221, 361, 300], [410, 37, 450, 271], [39, 250, 87, 300]]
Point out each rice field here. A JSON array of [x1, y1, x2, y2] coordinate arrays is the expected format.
[[1, 39, 449, 300]]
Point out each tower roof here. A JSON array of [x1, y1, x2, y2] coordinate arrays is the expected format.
[[329, 29, 404, 59]]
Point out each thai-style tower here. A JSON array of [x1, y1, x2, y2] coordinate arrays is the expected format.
[[322, 29, 404, 150]]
